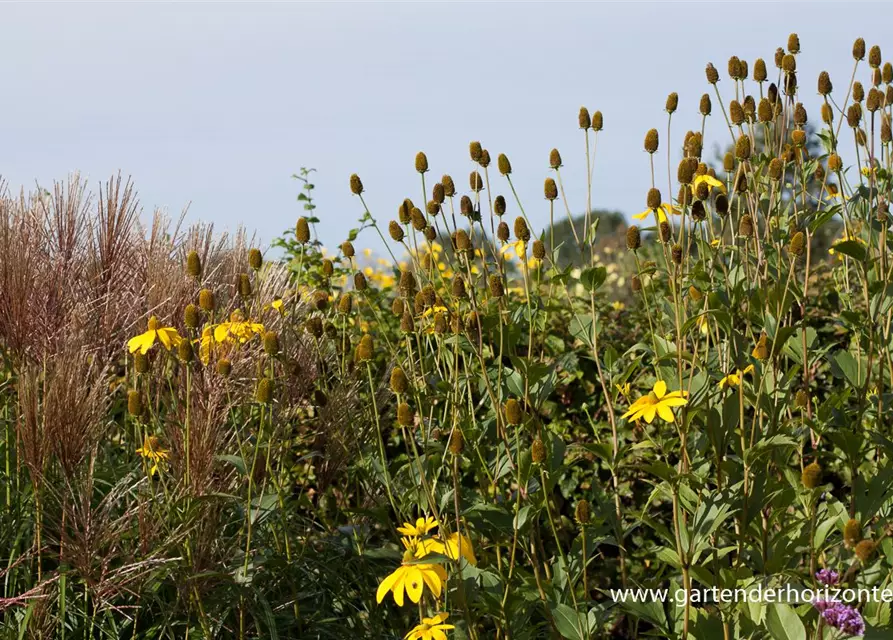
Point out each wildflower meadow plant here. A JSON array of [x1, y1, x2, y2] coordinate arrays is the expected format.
[[1, 33, 893, 640]]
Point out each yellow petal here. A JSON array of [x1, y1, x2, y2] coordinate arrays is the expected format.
[[376, 567, 403, 604], [404, 567, 425, 603], [632, 209, 651, 220], [642, 405, 658, 424], [653, 380, 667, 398], [656, 403, 676, 423]]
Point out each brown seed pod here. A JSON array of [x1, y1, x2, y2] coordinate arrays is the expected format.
[[785, 71, 798, 95], [514, 217, 531, 242], [644, 128, 659, 153], [497, 153, 512, 175], [341, 241, 355, 258], [356, 334, 374, 362], [432, 182, 445, 204], [847, 103, 862, 128], [184, 304, 199, 329], [882, 117, 892, 143], [459, 195, 473, 217], [815, 163, 825, 184], [735, 134, 751, 160], [728, 55, 742, 79], [705, 63, 719, 84], [729, 100, 745, 125], [415, 152, 429, 173], [255, 378, 273, 404], [549, 148, 562, 169], [694, 180, 710, 201], [338, 293, 353, 315], [397, 402, 414, 427], [789, 231, 805, 257], [801, 462, 822, 489], [665, 92, 678, 113], [479, 150, 491, 167], [659, 221, 671, 243], [305, 317, 324, 338], [322, 259, 334, 278], [497, 221, 510, 242], [867, 88, 882, 112], [127, 390, 143, 417], [389, 220, 405, 242], [349, 173, 363, 195], [685, 132, 703, 158], [238, 273, 252, 297], [715, 193, 729, 215], [787, 33, 800, 54], [470, 171, 484, 192], [464, 311, 480, 340], [739, 59, 748, 79], [390, 367, 409, 394], [578, 106, 591, 129], [134, 352, 149, 374], [531, 438, 546, 464], [647, 187, 661, 210], [451, 274, 467, 299], [774, 47, 785, 68], [354, 271, 368, 291], [391, 297, 404, 316], [743, 95, 755, 122], [469, 141, 483, 162], [734, 171, 748, 194], [817, 70, 833, 95], [791, 129, 806, 148], [434, 311, 449, 334], [532, 240, 545, 260], [505, 398, 523, 425], [398, 199, 414, 224], [768, 82, 778, 104], [699, 93, 712, 116], [754, 58, 767, 82], [873, 67, 883, 87], [795, 389, 809, 408], [427, 200, 441, 216], [689, 286, 703, 301], [738, 214, 754, 237], [821, 102, 834, 125], [489, 274, 504, 297], [691, 200, 706, 221], [828, 153, 842, 172], [723, 152, 735, 173], [869, 44, 882, 68], [671, 244, 683, 264], [455, 229, 472, 252], [677, 184, 691, 207], [441, 175, 455, 197], [626, 225, 641, 251], [793, 102, 807, 125], [410, 207, 427, 231], [544, 178, 558, 200], [296, 217, 311, 244], [448, 430, 464, 456], [263, 330, 280, 355], [854, 81, 865, 102], [884, 62, 893, 84], [216, 358, 232, 377], [591, 110, 603, 131], [575, 499, 592, 525], [844, 518, 863, 548], [248, 247, 263, 271], [494, 194, 507, 216], [631, 275, 642, 293], [186, 250, 202, 278], [855, 539, 876, 563], [312, 290, 329, 311], [677, 157, 695, 185]]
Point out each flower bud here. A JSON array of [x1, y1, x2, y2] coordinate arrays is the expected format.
[[349, 174, 363, 195], [844, 519, 863, 548], [390, 367, 409, 394], [626, 225, 641, 251], [415, 152, 429, 173], [705, 63, 719, 84], [789, 231, 805, 257], [469, 141, 483, 163], [238, 273, 252, 297], [441, 175, 455, 197], [544, 178, 558, 200], [514, 217, 531, 242], [356, 334, 374, 362], [869, 45, 882, 69], [644, 128, 659, 153], [216, 358, 231, 377], [127, 390, 143, 417], [578, 107, 591, 129], [497, 153, 512, 176], [531, 438, 546, 464], [448, 430, 464, 456], [341, 241, 355, 258], [397, 402, 414, 427], [666, 92, 678, 113], [699, 93, 712, 116], [754, 58, 767, 82], [801, 462, 822, 489], [186, 251, 202, 278], [591, 111, 603, 131], [256, 378, 273, 404], [575, 499, 592, 524], [738, 214, 754, 238], [855, 539, 876, 563]]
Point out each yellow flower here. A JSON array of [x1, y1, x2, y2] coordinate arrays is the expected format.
[[363, 248, 373, 257], [422, 305, 449, 319], [615, 383, 631, 397], [632, 202, 676, 224], [405, 613, 454, 640], [198, 326, 215, 365], [611, 301, 626, 311], [500, 240, 526, 260], [621, 381, 688, 424], [440, 532, 477, 566], [397, 516, 439, 537], [718, 364, 754, 390], [376, 540, 447, 606], [690, 174, 727, 196], [824, 183, 843, 201], [136, 435, 169, 475], [127, 316, 182, 354], [213, 310, 264, 344]]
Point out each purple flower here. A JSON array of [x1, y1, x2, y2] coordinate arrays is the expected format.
[[813, 600, 865, 637], [816, 569, 840, 586]]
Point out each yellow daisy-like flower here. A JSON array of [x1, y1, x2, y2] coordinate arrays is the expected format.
[[439, 532, 477, 566], [405, 613, 454, 640], [621, 381, 689, 424], [127, 316, 183, 354], [213, 310, 264, 344], [136, 435, 170, 475], [615, 382, 631, 397], [718, 364, 755, 390], [632, 202, 676, 224], [500, 240, 527, 260], [397, 516, 439, 537], [376, 540, 447, 606], [612, 301, 626, 311], [271, 298, 285, 314], [824, 183, 843, 201], [690, 174, 727, 196]]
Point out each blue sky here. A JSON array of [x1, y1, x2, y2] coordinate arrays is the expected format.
[[3, 2, 891, 253]]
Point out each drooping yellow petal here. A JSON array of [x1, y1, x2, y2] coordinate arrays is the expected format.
[[376, 567, 403, 604], [656, 403, 676, 423], [632, 209, 651, 220], [642, 405, 658, 424], [404, 567, 425, 603], [127, 331, 156, 354]]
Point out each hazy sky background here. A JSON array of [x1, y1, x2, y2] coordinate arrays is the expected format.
[[3, 3, 892, 254]]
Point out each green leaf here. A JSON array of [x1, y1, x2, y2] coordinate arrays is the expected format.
[[550, 604, 586, 640], [765, 603, 806, 640], [830, 239, 867, 261], [580, 266, 607, 292]]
